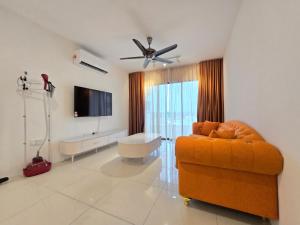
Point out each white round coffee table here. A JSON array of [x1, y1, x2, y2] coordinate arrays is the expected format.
[[118, 133, 161, 158]]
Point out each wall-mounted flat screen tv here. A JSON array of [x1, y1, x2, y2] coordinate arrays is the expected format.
[[74, 86, 112, 117]]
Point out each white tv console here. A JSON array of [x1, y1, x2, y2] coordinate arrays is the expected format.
[[60, 129, 127, 162]]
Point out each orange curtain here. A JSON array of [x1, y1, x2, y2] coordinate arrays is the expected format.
[[129, 72, 145, 135], [197, 58, 224, 122]]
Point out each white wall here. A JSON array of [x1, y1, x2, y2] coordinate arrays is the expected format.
[[224, 0, 300, 224], [0, 7, 129, 177]]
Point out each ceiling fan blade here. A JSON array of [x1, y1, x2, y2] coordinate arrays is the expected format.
[[132, 39, 147, 55], [143, 58, 151, 68], [154, 44, 177, 57], [153, 57, 173, 64], [120, 56, 145, 60], [165, 55, 181, 60]]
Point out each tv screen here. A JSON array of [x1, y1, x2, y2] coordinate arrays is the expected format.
[[74, 86, 112, 117]]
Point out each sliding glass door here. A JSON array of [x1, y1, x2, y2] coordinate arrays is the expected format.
[[145, 80, 198, 140]]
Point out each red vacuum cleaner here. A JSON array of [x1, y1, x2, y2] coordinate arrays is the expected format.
[[23, 155, 52, 177], [20, 73, 55, 177]]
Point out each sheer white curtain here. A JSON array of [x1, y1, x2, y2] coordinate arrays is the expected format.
[[144, 64, 199, 140]]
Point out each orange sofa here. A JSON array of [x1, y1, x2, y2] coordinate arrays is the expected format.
[[175, 121, 283, 219]]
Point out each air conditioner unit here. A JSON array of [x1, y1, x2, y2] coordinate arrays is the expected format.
[[73, 49, 108, 74]]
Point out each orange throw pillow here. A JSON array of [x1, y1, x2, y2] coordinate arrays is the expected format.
[[201, 121, 220, 136], [216, 128, 236, 139], [209, 130, 219, 138], [192, 122, 203, 135]]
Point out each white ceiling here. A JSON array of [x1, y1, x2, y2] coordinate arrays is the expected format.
[[0, 0, 241, 73]]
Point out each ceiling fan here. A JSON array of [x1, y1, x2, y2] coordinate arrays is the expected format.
[[120, 37, 178, 69]]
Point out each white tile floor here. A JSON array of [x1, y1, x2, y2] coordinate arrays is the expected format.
[[0, 141, 269, 225]]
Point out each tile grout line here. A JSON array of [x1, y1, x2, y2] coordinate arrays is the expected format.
[[52, 183, 135, 225], [89, 205, 135, 225], [27, 164, 118, 195], [89, 179, 164, 225], [90, 179, 164, 225], [91, 180, 162, 225], [0, 185, 55, 224], [54, 177, 124, 208], [68, 206, 90, 225], [141, 186, 164, 225], [26, 169, 94, 191]]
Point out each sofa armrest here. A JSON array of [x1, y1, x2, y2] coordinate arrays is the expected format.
[[175, 136, 283, 175]]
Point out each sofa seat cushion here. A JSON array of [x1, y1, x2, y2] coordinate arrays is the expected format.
[[175, 136, 283, 175]]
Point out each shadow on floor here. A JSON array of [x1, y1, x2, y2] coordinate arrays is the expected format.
[[100, 155, 160, 178], [189, 199, 270, 225]]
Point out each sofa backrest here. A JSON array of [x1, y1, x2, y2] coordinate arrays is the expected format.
[[221, 120, 265, 141]]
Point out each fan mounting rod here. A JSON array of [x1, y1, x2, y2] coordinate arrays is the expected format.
[[147, 36, 152, 47]]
